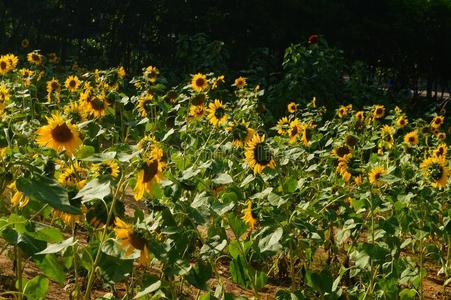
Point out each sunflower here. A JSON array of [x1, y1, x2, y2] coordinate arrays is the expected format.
[[287, 118, 302, 144], [336, 156, 352, 183], [114, 217, 151, 265], [276, 117, 290, 135], [309, 96, 317, 108], [433, 144, 448, 158], [191, 73, 209, 92], [46, 79, 61, 102], [117, 66, 126, 78], [396, 116, 408, 128], [48, 53, 59, 64], [189, 104, 206, 119], [420, 156, 449, 189], [58, 161, 88, 190], [245, 134, 276, 174], [144, 66, 159, 83], [226, 120, 254, 147], [84, 94, 109, 118], [36, 114, 82, 155], [53, 209, 85, 226], [0, 84, 10, 103], [27, 51, 43, 65], [8, 182, 29, 208], [332, 145, 352, 159], [21, 39, 30, 48], [241, 200, 256, 230], [64, 101, 87, 124], [19, 68, 34, 86], [380, 125, 394, 149], [431, 116, 444, 129], [65, 75, 81, 92], [211, 75, 225, 89], [0, 56, 10, 75], [134, 158, 166, 201], [92, 160, 120, 178], [372, 105, 385, 119], [234, 76, 247, 89], [368, 166, 385, 186], [403, 131, 419, 146], [355, 111, 365, 123], [287, 102, 297, 113], [437, 132, 446, 141], [137, 93, 154, 118], [137, 136, 164, 161], [6, 54, 18, 69], [207, 99, 228, 127]]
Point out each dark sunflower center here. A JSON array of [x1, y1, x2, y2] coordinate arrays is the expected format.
[[408, 136, 415, 143], [51, 82, 59, 90], [290, 126, 299, 137], [253, 142, 272, 165], [51, 123, 73, 143], [376, 108, 383, 115], [32, 54, 40, 62], [99, 164, 112, 175], [129, 231, 146, 250], [91, 98, 105, 111], [438, 148, 445, 155], [214, 107, 225, 119], [143, 160, 159, 182], [400, 120, 406, 125], [345, 135, 357, 147], [435, 119, 442, 125], [232, 124, 248, 140], [374, 172, 382, 180], [336, 146, 351, 157], [429, 163, 444, 181], [0, 61, 7, 70], [196, 78, 205, 87], [69, 80, 76, 88], [384, 135, 393, 142]]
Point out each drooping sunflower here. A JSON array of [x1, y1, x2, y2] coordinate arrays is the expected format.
[[48, 53, 59, 64], [234, 76, 247, 89], [372, 105, 385, 119], [114, 217, 151, 265], [241, 200, 256, 230], [403, 131, 419, 146], [0, 85, 10, 104], [191, 73, 209, 92], [332, 145, 352, 159], [355, 111, 365, 123], [368, 166, 385, 186], [144, 66, 159, 83], [8, 182, 29, 208], [65, 75, 81, 92], [27, 51, 43, 65], [420, 156, 449, 189], [134, 158, 166, 201], [276, 117, 290, 135], [211, 75, 225, 89], [207, 99, 228, 127], [92, 160, 120, 178], [84, 94, 109, 118], [35, 114, 82, 155], [380, 125, 395, 149], [433, 144, 448, 158], [245, 134, 276, 174], [287, 102, 297, 113], [137, 93, 154, 118], [431, 116, 445, 129], [64, 101, 87, 124], [336, 156, 352, 183], [287, 118, 302, 144], [46, 79, 61, 102], [226, 120, 254, 147], [396, 116, 408, 128], [189, 104, 206, 119]]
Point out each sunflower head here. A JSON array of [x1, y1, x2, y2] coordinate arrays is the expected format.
[[373, 105, 385, 119], [137, 93, 154, 118], [420, 156, 449, 189], [332, 145, 352, 158], [368, 166, 385, 186], [396, 116, 408, 128], [85, 94, 109, 118], [345, 135, 358, 147], [355, 111, 365, 123], [276, 117, 290, 135], [207, 99, 228, 127], [403, 131, 419, 146], [58, 161, 88, 190], [433, 144, 448, 158], [245, 134, 276, 174], [114, 217, 151, 265], [117, 66, 126, 78], [144, 66, 159, 83], [36, 114, 82, 155], [191, 73, 209, 92], [234, 76, 247, 89], [189, 104, 206, 119], [27, 51, 42, 65], [93, 160, 120, 178], [241, 200, 256, 230], [287, 119, 302, 144], [64, 101, 87, 123], [0, 85, 10, 103], [227, 120, 254, 147], [48, 53, 59, 64], [134, 158, 166, 201], [65, 75, 81, 92], [431, 116, 445, 129], [21, 39, 30, 48], [0, 56, 11, 75], [437, 132, 446, 141], [287, 102, 297, 113]]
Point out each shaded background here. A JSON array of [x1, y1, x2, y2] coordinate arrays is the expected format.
[[0, 0, 450, 115]]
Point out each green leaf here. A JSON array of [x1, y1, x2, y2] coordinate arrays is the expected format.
[[258, 227, 283, 254], [213, 173, 233, 185], [34, 254, 65, 285], [227, 213, 247, 239], [399, 288, 417, 300], [75, 145, 96, 159], [28, 226, 64, 243], [275, 290, 306, 300], [283, 177, 297, 193], [74, 177, 111, 202], [23, 275, 48, 300], [36, 237, 76, 255], [17, 175, 81, 214], [80, 151, 116, 162], [230, 255, 250, 289], [254, 271, 268, 291], [98, 254, 133, 283], [185, 260, 212, 291], [101, 238, 140, 260], [134, 280, 161, 299]]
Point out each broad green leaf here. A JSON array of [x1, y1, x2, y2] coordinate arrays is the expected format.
[[36, 237, 76, 255], [17, 175, 81, 214], [34, 254, 65, 284], [23, 275, 48, 300], [258, 227, 283, 254], [227, 213, 247, 239], [213, 173, 233, 185], [134, 280, 162, 299], [74, 177, 111, 202]]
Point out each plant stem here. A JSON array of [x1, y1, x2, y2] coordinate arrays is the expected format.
[[15, 246, 22, 300]]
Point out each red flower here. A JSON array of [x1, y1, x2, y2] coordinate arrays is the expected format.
[[308, 35, 319, 44]]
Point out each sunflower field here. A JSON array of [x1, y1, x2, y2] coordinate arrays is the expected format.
[[0, 49, 450, 300]]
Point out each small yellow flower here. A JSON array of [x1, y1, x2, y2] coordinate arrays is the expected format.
[[368, 166, 385, 186], [234, 76, 247, 89], [207, 99, 228, 127], [65, 75, 81, 92], [403, 131, 419, 146], [372, 105, 385, 119], [287, 102, 297, 113], [396, 116, 408, 128], [431, 116, 445, 129], [191, 73, 208, 92]]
